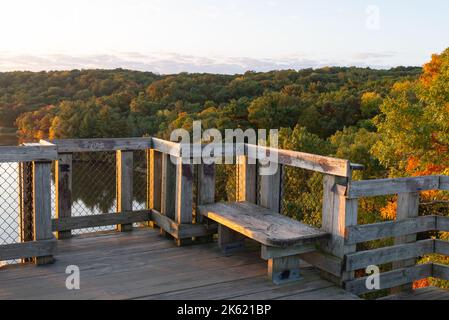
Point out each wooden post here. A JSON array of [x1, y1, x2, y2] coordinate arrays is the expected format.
[[19, 162, 34, 243], [391, 192, 420, 293], [258, 161, 300, 283], [175, 159, 193, 224], [321, 174, 358, 285], [259, 162, 281, 212], [161, 153, 176, 220], [174, 158, 194, 246], [33, 161, 54, 265], [116, 150, 133, 232], [55, 153, 72, 239], [148, 149, 162, 228], [197, 163, 215, 222], [237, 155, 257, 203]]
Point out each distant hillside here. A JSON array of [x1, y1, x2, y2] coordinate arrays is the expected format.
[[0, 66, 421, 140]]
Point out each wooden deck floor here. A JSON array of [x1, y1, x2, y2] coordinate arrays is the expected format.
[[0, 228, 360, 300], [380, 287, 449, 300]]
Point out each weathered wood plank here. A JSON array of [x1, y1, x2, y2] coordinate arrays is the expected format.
[[148, 149, 162, 212], [0, 145, 57, 163], [0, 238, 56, 261], [261, 244, 315, 260], [52, 210, 151, 231], [151, 137, 181, 157], [437, 216, 449, 232], [433, 263, 449, 281], [439, 175, 449, 190], [344, 239, 434, 271], [434, 239, 449, 256], [175, 160, 193, 224], [198, 201, 329, 247], [149, 210, 217, 239], [259, 162, 281, 212], [321, 174, 357, 283], [116, 151, 133, 232], [268, 255, 301, 284], [161, 153, 177, 220], [196, 163, 215, 223], [298, 251, 343, 277], [218, 225, 246, 254], [246, 144, 351, 177], [345, 215, 436, 245], [50, 137, 152, 153], [346, 176, 439, 198], [55, 153, 72, 239], [344, 263, 433, 295], [237, 155, 257, 203], [32, 161, 54, 264], [392, 192, 420, 293]]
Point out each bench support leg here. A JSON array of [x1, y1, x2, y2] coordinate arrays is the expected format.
[[218, 225, 245, 255], [268, 255, 302, 284]]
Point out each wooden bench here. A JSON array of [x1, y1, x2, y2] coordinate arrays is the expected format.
[[198, 201, 329, 284]]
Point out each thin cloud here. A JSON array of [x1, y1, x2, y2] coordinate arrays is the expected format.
[[0, 51, 404, 74]]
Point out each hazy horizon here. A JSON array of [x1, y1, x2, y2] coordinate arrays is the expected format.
[[1, 0, 447, 74]]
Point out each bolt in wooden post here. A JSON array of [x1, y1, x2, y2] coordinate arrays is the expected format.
[[148, 149, 162, 228], [55, 153, 72, 239], [33, 161, 54, 265], [116, 150, 133, 232]]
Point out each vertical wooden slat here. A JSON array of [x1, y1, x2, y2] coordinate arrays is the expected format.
[[175, 158, 193, 224], [321, 174, 358, 284], [197, 163, 215, 223], [259, 162, 281, 212], [116, 150, 133, 232], [33, 161, 53, 265], [237, 155, 257, 203], [55, 153, 72, 239], [391, 192, 420, 293], [161, 153, 176, 220], [148, 149, 162, 228], [148, 149, 162, 212]]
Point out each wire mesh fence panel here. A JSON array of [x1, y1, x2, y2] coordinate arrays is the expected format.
[[215, 164, 237, 202], [280, 166, 324, 228], [71, 151, 117, 234], [0, 162, 20, 265]]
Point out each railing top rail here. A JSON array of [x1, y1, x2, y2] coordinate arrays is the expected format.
[[346, 175, 445, 198], [42, 137, 360, 177], [47, 137, 152, 153], [0, 142, 57, 163]]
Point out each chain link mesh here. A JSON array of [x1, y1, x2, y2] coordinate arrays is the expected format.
[[280, 166, 324, 228], [0, 162, 21, 266], [71, 151, 117, 234]]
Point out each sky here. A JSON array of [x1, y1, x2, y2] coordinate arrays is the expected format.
[[0, 0, 448, 74]]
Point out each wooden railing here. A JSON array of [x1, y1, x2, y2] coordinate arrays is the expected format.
[[1, 136, 447, 298], [334, 175, 449, 295], [0, 142, 57, 264]]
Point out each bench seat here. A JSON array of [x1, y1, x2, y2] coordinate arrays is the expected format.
[[198, 201, 330, 284], [198, 201, 329, 247]]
